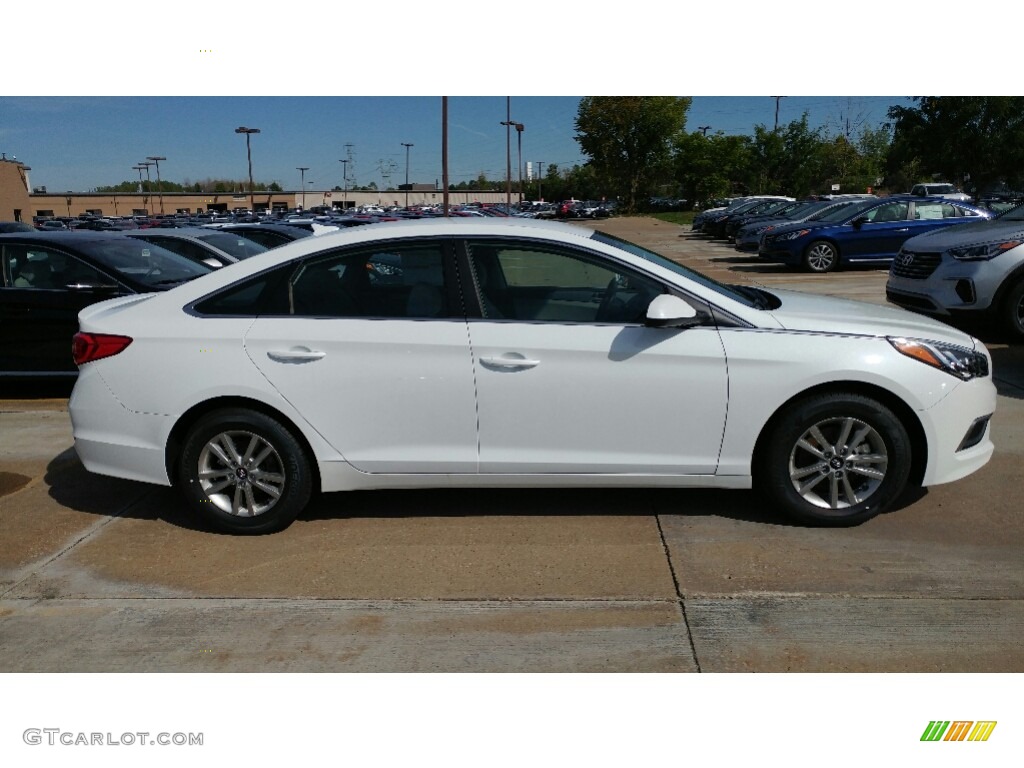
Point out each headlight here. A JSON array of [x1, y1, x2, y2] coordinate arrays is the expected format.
[[774, 229, 810, 242], [948, 238, 1023, 261], [888, 337, 989, 380]]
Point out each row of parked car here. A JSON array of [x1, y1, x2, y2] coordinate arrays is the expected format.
[[691, 193, 1024, 339]]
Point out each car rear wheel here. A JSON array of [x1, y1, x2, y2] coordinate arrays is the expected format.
[[756, 393, 912, 526], [178, 408, 312, 534], [1001, 278, 1024, 340], [804, 240, 839, 273]]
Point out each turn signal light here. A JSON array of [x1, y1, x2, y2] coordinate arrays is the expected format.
[[72, 333, 133, 366]]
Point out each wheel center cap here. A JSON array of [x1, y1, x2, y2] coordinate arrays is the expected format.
[[829, 458, 843, 470], [235, 467, 248, 480]]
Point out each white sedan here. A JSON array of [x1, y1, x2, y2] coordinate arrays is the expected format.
[[68, 218, 996, 533]]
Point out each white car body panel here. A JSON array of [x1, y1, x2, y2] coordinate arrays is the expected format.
[[68, 218, 997, 509]]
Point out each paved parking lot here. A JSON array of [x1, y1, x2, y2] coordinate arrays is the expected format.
[[1, 217, 1022, 672]]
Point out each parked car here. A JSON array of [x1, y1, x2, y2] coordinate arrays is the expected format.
[[125, 227, 269, 267], [759, 196, 991, 272], [698, 197, 794, 237], [211, 223, 315, 249], [734, 198, 877, 252], [1, 231, 212, 376], [910, 183, 970, 202], [0, 221, 38, 233], [886, 202, 1024, 339], [68, 218, 995, 534], [721, 199, 801, 240]]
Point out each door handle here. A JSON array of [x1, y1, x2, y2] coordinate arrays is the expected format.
[[267, 347, 326, 363], [480, 354, 541, 369]]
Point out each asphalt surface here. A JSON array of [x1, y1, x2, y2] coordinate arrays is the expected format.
[[1, 216, 1022, 672]]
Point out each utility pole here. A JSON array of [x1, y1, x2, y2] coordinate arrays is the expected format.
[[442, 97, 449, 217], [296, 167, 309, 209], [771, 97, 786, 131], [401, 142, 414, 208], [500, 96, 512, 212], [698, 125, 711, 136], [514, 123, 524, 205], [339, 159, 349, 209], [146, 156, 166, 215], [235, 127, 260, 214]]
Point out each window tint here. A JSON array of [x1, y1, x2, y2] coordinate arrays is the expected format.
[[141, 236, 226, 266], [914, 202, 957, 220], [863, 202, 909, 222], [2, 245, 114, 290], [286, 242, 453, 319], [467, 241, 663, 323]]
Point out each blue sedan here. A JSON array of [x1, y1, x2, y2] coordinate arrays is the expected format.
[[759, 196, 991, 272]]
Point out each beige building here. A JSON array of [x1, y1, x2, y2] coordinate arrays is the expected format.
[[4, 157, 520, 221], [0, 156, 32, 222]]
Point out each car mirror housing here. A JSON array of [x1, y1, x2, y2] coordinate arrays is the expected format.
[[852, 216, 869, 228], [645, 294, 703, 328]]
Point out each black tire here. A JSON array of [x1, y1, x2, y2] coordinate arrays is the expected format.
[[804, 240, 840, 273], [1001, 278, 1024, 340], [177, 408, 312, 534], [755, 393, 912, 526]]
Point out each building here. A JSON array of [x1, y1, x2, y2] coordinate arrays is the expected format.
[[0, 155, 32, 222]]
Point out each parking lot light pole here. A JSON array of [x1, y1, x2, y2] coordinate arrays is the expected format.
[[296, 167, 309, 210], [146, 156, 166, 215], [339, 159, 349, 209], [132, 165, 146, 195], [501, 99, 513, 212], [138, 161, 153, 215], [235, 127, 261, 214], [401, 143, 413, 209], [514, 123, 524, 205]]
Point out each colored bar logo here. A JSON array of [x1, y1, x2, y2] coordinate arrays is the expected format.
[[921, 721, 997, 742]]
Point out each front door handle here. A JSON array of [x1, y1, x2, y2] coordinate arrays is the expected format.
[[267, 347, 326, 363], [480, 354, 541, 369]]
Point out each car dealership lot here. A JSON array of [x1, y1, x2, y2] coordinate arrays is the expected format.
[[1, 217, 1022, 672]]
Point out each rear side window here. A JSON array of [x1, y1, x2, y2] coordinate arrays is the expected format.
[[192, 265, 292, 316]]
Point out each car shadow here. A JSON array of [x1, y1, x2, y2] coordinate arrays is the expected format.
[[42, 448, 919, 534]]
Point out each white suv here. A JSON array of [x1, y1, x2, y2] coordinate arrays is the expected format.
[[886, 203, 1024, 338], [910, 183, 971, 202]]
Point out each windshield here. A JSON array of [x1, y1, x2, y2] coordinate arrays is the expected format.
[[196, 232, 269, 259], [928, 184, 955, 194], [74, 237, 212, 288], [591, 231, 759, 308]]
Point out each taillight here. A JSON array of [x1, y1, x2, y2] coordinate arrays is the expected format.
[[72, 333, 133, 365]]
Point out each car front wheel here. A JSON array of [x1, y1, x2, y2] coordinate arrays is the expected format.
[[804, 240, 839, 273], [178, 408, 313, 534], [756, 393, 912, 526], [1001, 278, 1024, 339]]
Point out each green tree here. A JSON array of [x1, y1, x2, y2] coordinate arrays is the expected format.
[[575, 96, 692, 213], [674, 131, 753, 204], [887, 97, 1024, 193]]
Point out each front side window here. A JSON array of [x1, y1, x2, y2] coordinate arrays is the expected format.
[[467, 241, 663, 323], [286, 242, 453, 319]]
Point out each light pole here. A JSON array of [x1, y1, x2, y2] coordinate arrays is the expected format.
[[401, 142, 414, 209], [138, 161, 153, 215], [235, 127, 260, 213], [339, 159, 349, 210], [698, 125, 711, 136], [514, 123, 524, 205], [500, 97, 513, 212], [296, 167, 309, 210], [146, 155, 166, 215], [536, 161, 544, 203]]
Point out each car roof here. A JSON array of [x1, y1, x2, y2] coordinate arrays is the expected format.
[[0, 230, 133, 244]]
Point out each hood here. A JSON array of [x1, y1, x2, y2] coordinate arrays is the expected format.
[[902, 218, 1024, 250], [759, 288, 979, 348]]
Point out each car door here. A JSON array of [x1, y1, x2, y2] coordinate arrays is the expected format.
[[841, 200, 912, 262], [1, 242, 126, 374], [462, 239, 729, 475], [243, 238, 479, 474]]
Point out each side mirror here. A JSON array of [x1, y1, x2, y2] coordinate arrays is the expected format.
[[852, 216, 869, 228], [65, 282, 120, 293], [645, 294, 705, 329]]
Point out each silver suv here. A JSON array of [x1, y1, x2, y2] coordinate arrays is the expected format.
[[886, 203, 1024, 339], [910, 183, 971, 202]]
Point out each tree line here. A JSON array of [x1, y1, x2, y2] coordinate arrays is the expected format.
[[570, 96, 1024, 213]]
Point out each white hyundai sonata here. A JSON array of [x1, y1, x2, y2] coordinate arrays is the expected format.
[[68, 218, 996, 533]]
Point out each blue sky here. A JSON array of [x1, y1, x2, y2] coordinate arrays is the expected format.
[[1, 96, 911, 193]]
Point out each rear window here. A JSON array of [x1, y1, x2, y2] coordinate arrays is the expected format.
[[73, 237, 212, 288]]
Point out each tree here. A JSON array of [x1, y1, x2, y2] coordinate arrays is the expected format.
[[674, 131, 753, 205], [887, 97, 1024, 193], [575, 97, 692, 213]]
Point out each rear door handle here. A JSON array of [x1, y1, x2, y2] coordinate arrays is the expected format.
[[267, 347, 326, 363], [480, 354, 541, 369]]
